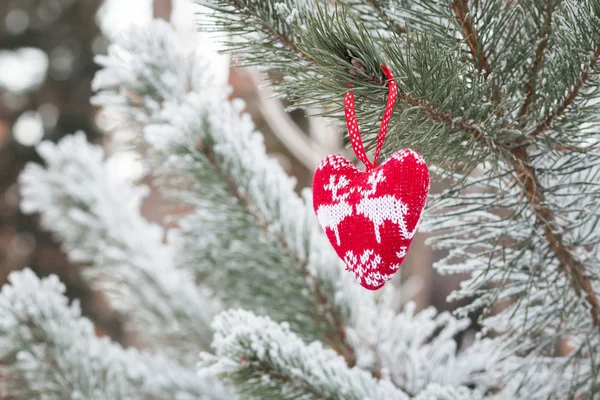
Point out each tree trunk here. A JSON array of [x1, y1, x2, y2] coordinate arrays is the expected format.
[[153, 0, 172, 21]]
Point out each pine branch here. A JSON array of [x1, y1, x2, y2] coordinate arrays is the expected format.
[[360, 300, 507, 396], [226, 0, 313, 63], [156, 96, 356, 366], [199, 1, 600, 395], [200, 1, 505, 171], [507, 6, 600, 323], [449, 0, 600, 336], [199, 127, 356, 367], [91, 23, 512, 396], [516, 1, 555, 122], [396, 90, 488, 143], [336, 58, 494, 147], [451, 0, 510, 117], [528, 42, 600, 138], [204, 308, 493, 399]]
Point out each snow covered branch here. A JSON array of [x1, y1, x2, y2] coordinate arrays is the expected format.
[[91, 19, 209, 125], [0, 269, 231, 400], [203, 309, 492, 400], [195, 0, 600, 395], [19, 133, 215, 359], [201, 308, 409, 400]]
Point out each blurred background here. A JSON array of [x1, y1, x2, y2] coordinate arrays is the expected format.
[[0, 0, 464, 345]]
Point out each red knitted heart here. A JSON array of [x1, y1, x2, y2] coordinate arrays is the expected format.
[[313, 151, 429, 290], [312, 65, 429, 290]]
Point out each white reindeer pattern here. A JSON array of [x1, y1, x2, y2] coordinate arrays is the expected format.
[[356, 170, 415, 243], [316, 175, 354, 245]]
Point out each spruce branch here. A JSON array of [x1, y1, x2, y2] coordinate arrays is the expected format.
[[528, 42, 600, 138]]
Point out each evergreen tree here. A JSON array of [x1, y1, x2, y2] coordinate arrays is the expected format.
[[1, 0, 600, 398]]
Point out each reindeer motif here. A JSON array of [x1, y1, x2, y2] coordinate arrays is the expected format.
[[316, 175, 354, 245], [356, 170, 415, 243]]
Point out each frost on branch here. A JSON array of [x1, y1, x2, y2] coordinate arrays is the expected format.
[[203, 308, 486, 400], [344, 284, 506, 398], [0, 269, 231, 400], [92, 19, 209, 125], [147, 87, 499, 396], [201, 308, 409, 400], [19, 133, 215, 359]]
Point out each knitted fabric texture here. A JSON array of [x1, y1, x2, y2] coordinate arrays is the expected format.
[[312, 65, 429, 290], [313, 151, 429, 290]]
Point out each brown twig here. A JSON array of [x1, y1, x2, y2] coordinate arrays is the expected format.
[[452, 0, 492, 77], [452, 0, 505, 113], [553, 143, 600, 152], [517, 1, 553, 122], [528, 42, 600, 138]]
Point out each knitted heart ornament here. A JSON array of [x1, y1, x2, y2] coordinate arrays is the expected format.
[[313, 66, 430, 290]]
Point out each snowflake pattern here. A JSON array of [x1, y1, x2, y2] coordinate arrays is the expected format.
[[391, 149, 426, 165], [317, 155, 352, 171], [344, 249, 393, 286]]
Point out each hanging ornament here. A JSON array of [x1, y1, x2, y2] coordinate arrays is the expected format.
[[312, 65, 430, 290]]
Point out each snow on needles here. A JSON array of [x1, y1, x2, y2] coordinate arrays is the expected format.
[[0, 269, 230, 400], [19, 132, 215, 359]]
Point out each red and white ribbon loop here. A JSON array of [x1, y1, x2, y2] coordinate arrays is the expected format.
[[343, 65, 398, 171]]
